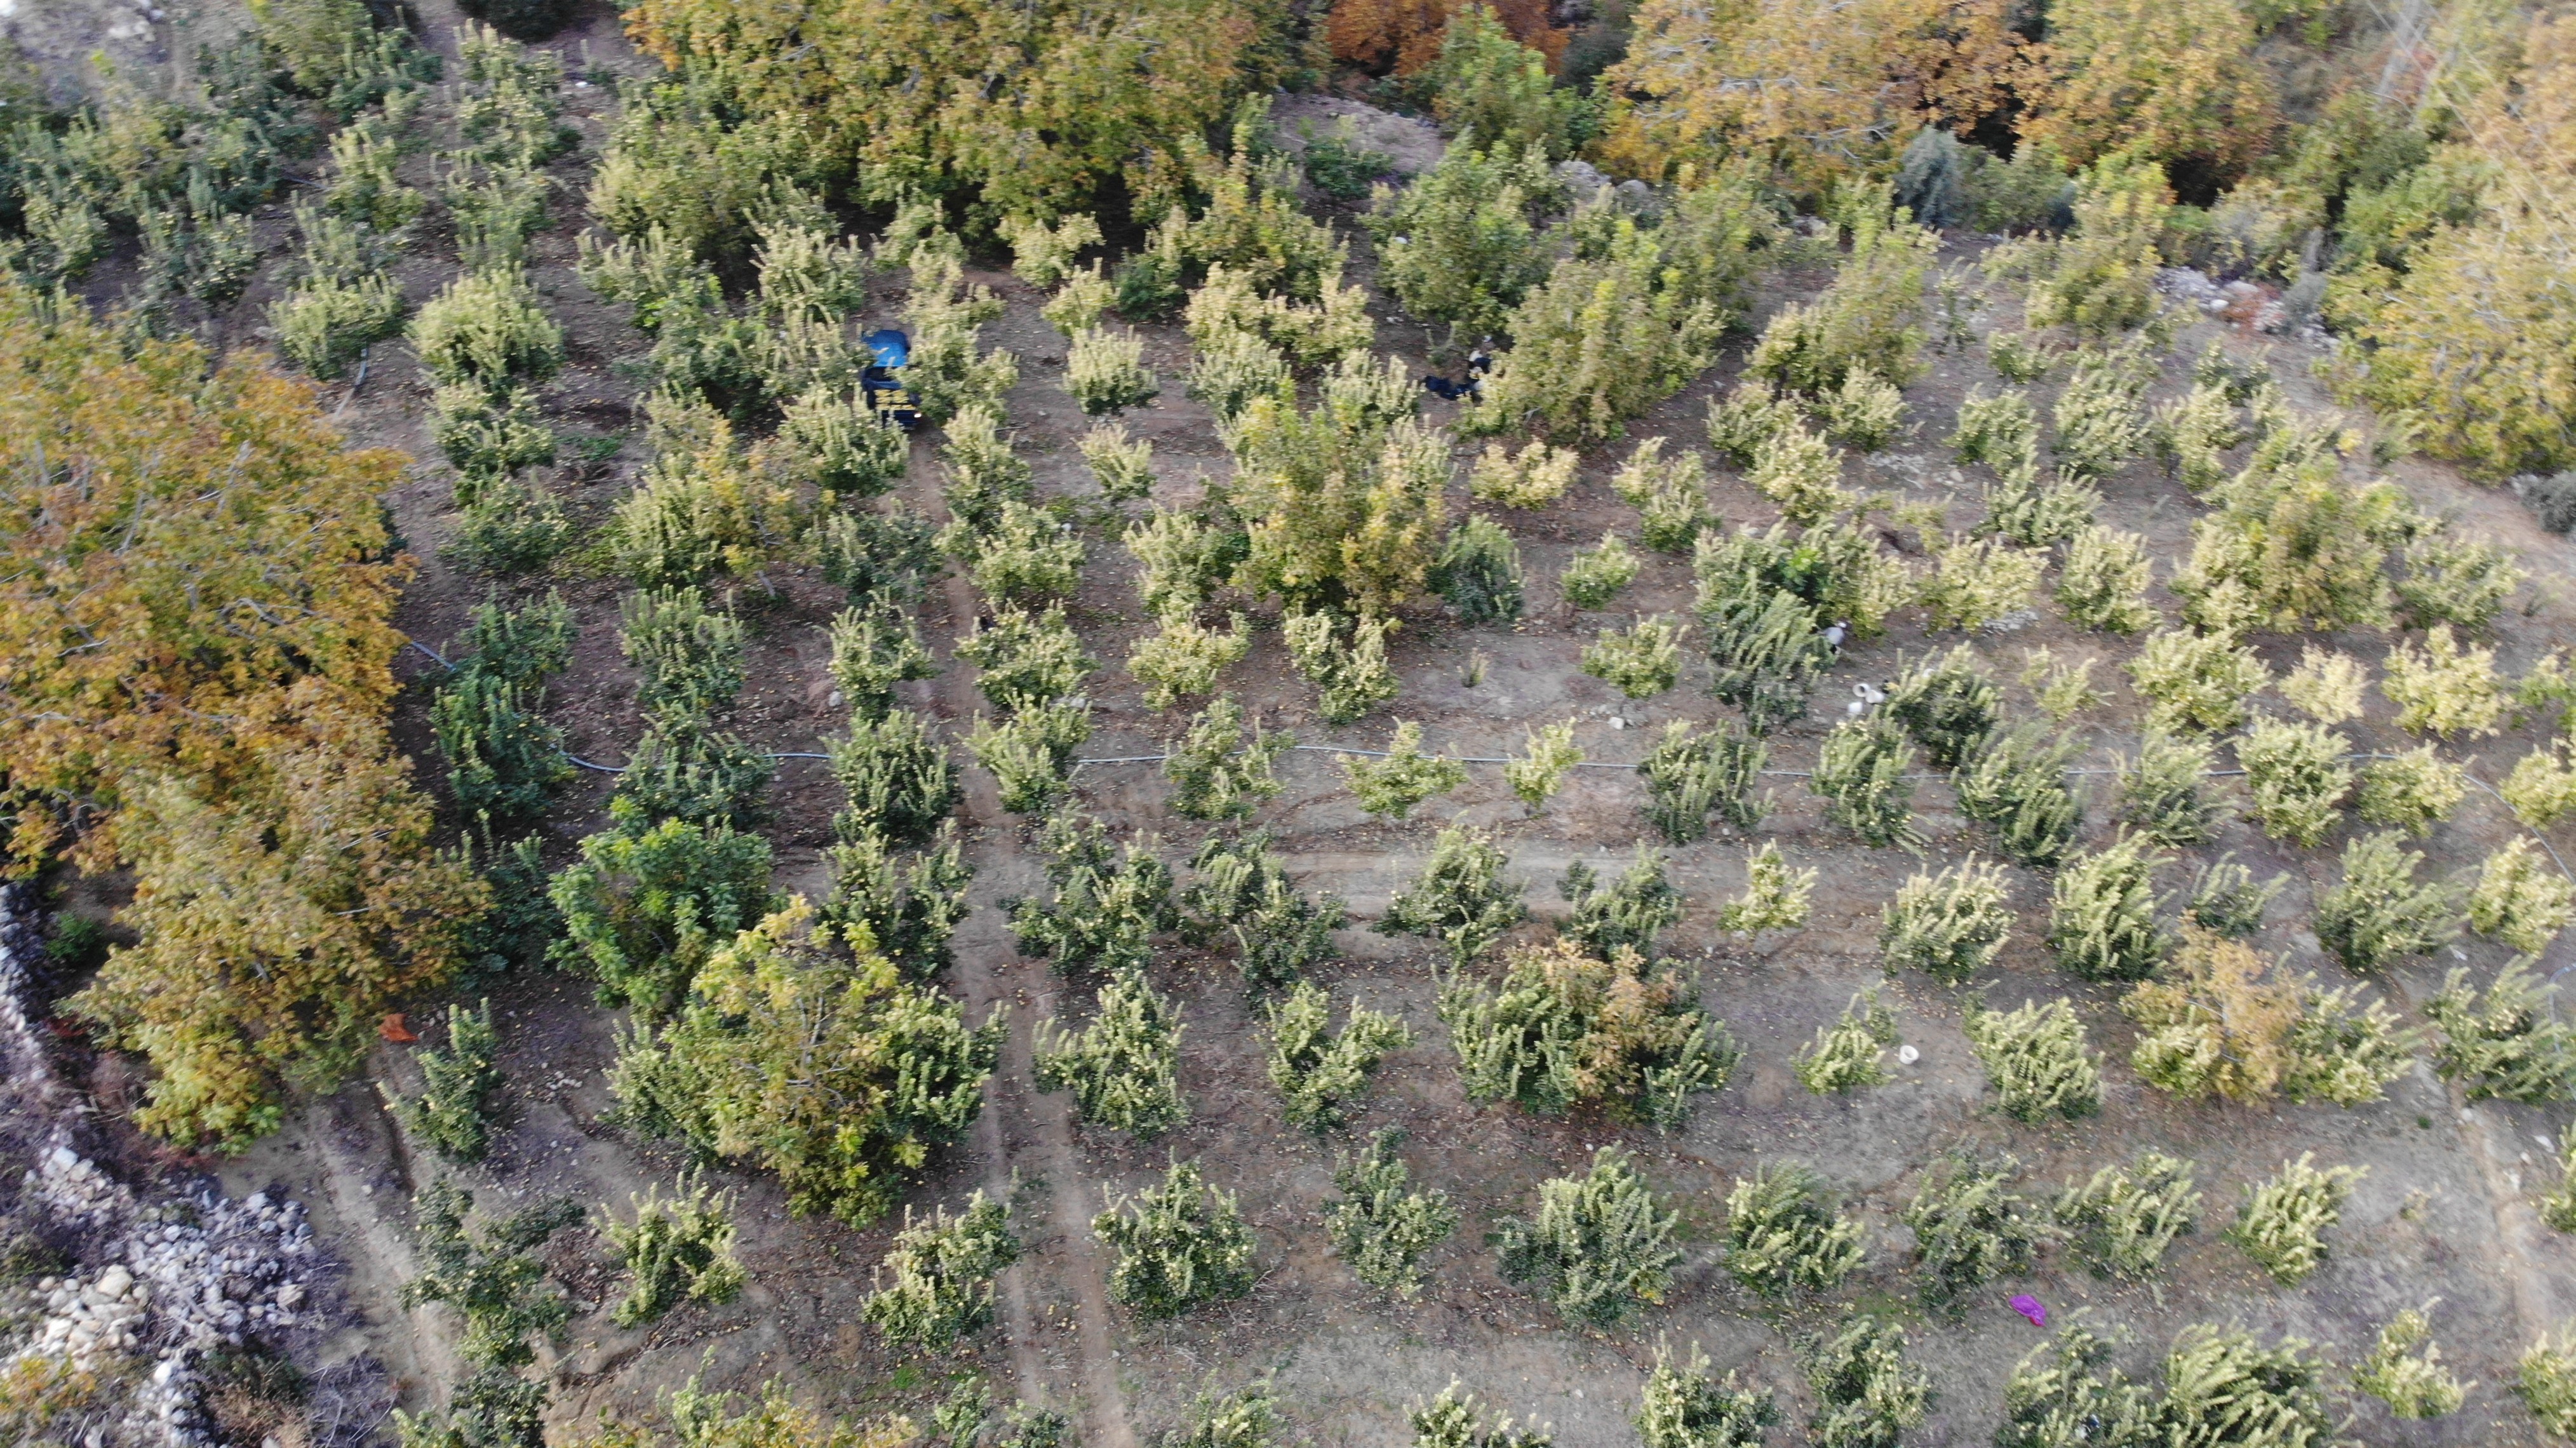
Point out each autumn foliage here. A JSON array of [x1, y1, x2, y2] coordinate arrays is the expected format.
[[1326, 0, 1566, 78], [0, 281, 480, 1148]]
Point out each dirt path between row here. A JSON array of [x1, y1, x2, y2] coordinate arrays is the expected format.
[[923, 463, 1138, 1448]]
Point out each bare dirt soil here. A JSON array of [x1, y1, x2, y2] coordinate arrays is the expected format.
[[25, 5, 2576, 1444]]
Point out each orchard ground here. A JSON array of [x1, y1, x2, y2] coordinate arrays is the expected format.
[[30, 4, 2576, 1444]]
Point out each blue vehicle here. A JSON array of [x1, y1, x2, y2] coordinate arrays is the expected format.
[[861, 328, 923, 432]]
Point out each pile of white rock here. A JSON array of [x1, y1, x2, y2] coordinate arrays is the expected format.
[[8, 1146, 326, 1445]]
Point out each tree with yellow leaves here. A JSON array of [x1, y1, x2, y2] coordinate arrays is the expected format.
[[2016, 0, 2276, 183], [1597, 0, 2027, 195]]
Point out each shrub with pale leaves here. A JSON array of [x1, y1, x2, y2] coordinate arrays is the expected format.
[[2229, 1153, 2362, 1285], [2237, 716, 2353, 848], [1922, 535, 2043, 632], [2055, 525, 2157, 634], [2128, 628, 2268, 734], [1881, 857, 2012, 984], [2504, 741, 2576, 828], [1613, 438, 1711, 553], [2382, 624, 2506, 739], [1343, 721, 1468, 821], [1718, 841, 1814, 934], [2354, 1303, 2471, 1419], [1582, 615, 1684, 698], [1560, 533, 1639, 610], [1722, 1162, 1865, 1296], [1470, 439, 1578, 509], [1794, 991, 1896, 1095], [2280, 646, 2368, 724], [1746, 422, 1854, 526], [2356, 744, 2466, 836], [1966, 998, 2102, 1122], [1504, 721, 1582, 814], [2055, 1151, 2199, 1280], [2469, 838, 2575, 955], [2314, 830, 2461, 974]]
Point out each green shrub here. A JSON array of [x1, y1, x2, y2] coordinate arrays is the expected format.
[[1010, 820, 1175, 977], [1035, 969, 1188, 1138], [1636, 1342, 1776, 1448], [274, 234, 408, 359], [2237, 717, 2352, 847], [389, 1000, 506, 1164], [824, 600, 939, 723], [1639, 720, 1769, 844], [1267, 982, 1409, 1133], [1964, 997, 2102, 1122], [1922, 535, 2043, 632], [2154, 379, 2248, 495], [1095, 1159, 1258, 1319], [1470, 439, 1578, 510], [1433, 516, 1525, 624], [817, 507, 943, 602], [1987, 330, 2055, 383], [601, 1172, 743, 1329], [812, 768, 969, 944], [1323, 1128, 1456, 1299], [1707, 379, 1800, 467], [2056, 525, 2158, 633], [619, 586, 743, 722], [2114, 730, 2215, 847], [1691, 551, 1843, 731], [1722, 1163, 1865, 1297], [937, 402, 1034, 533], [1979, 464, 2098, 550], [830, 707, 958, 845], [2427, 961, 2576, 1103], [2469, 838, 2576, 956], [774, 389, 908, 499], [1815, 367, 1905, 452], [1800, 1316, 1930, 1448], [1080, 422, 1157, 501], [1719, 842, 1816, 934], [1905, 1154, 2055, 1311], [2229, 1153, 2362, 1285], [1560, 533, 1639, 609], [433, 385, 556, 488], [1882, 645, 1999, 766], [2313, 829, 2461, 973], [2523, 1329, 2576, 1438], [2356, 744, 2466, 836], [1813, 718, 1920, 850], [1581, 613, 1684, 697], [1559, 847, 1682, 960], [2397, 530, 2525, 633], [1496, 1146, 1679, 1328], [1955, 723, 2084, 870], [955, 500, 1086, 606], [549, 817, 776, 1017], [1952, 387, 2041, 472], [1793, 991, 1896, 1096], [1745, 422, 1855, 526], [958, 603, 1094, 714], [1282, 609, 1400, 725], [1442, 937, 1736, 1129], [1881, 858, 2013, 984], [411, 267, 564, 396], [2352, 1304, 2469, 1419], [1612, 438, 1712, 553], [861, 1190, 1020, 1349], [1748, 204, 1936, 395], [401, 1179, 582, 1369], [432, 672, 569, 825], [2047, 833, 2170, 981], [2384, 624, 2508, 739], [1065, 326, 1159, 415], [2158, 1327, 2340, 1445], [2127, 629, 2267, 734], [610, 718, 774, 830], [968, 703, 1091, 814], [1410, 1382, 1552, 1448], [1381, 827, 1525, 967], [1129, 611, 1252, 709], [1185, 833, 1344, 991], [2183, 855, 2282, 937], [2047, 347, 2151, 480], [1164, 696, 1292, 821], [2544, 1129, 2576, 1234], [2505, 741, 2576, 829], [2055, 1151, 2199, 1280], [1343, 721, 1468, 821], [1503, 721, 1582, 815], [394, 1367, 546, 1448]]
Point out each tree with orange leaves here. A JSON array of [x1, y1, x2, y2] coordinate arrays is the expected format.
[[1595, 0, 2029, 196], [1327, 0, 1564, 78], [0, 280, 481, 1149]]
